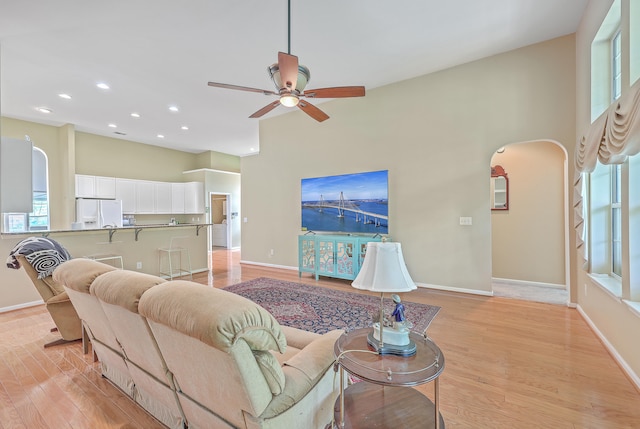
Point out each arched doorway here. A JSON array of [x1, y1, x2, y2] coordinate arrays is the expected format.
[[490, 140, 569, 304]]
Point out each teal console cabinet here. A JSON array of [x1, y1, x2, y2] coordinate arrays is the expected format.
[[298, 235, 384, 280]]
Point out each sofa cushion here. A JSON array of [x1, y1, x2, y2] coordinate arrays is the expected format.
[[53, 258, 118, 293], [139, 281, 286, 354], [91, 270, 166, 313]]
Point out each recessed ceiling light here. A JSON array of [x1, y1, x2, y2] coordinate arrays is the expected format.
[[181, 126, 189, 130], [58, 93, 72, 100], [157, 134, 165, 138], [130, 112, 140, 118], [96, 82, 110, 90], [37, 107, 52, 114], [168, 106, 179, 112], [108, 123, 117, 128], [250, 148, 256, 152]]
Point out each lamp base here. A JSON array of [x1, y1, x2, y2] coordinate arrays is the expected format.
[[372, 322, 410, 346], [367, 331, 417, 357]]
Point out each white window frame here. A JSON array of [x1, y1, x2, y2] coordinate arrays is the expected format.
[[612, 29, 622, 101]]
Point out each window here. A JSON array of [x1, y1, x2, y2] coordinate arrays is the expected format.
[[2, 147, 50, 232], [612, 30, 622, 101], [29, 148, 50, 231], [611, 164, 622, 277], [631, 0, 640, 85], [590, 0, 621, 121]]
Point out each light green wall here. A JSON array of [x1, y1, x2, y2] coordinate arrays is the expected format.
[[196, 150, 241, 173], [75, 131, 199, 181], [241, 35, 576, 294]]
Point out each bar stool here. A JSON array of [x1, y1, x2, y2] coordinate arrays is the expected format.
[[86, 254, 124, 270], [158, 236, 192, 280], [85, 241, 124, 269]]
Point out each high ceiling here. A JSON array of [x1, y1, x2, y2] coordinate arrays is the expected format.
[[0, 0, 588, 157]]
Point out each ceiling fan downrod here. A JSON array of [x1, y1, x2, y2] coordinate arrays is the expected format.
[[287, 0, 291, 55]]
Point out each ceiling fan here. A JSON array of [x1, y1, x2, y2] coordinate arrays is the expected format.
[[207, 1, 365, 122]]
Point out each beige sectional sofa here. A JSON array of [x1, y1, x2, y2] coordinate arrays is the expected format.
[[53, 259, 344, 429]]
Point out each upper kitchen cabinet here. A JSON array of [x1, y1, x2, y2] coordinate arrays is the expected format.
[[135, 181, 156, 214], [115, 178, 137, 214], [155, 182, 173, 214], [184, 182, 204, 214], [75, 175, 116, 199], [171, 183, 186, 214]]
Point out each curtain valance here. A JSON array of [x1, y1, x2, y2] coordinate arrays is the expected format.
[[574, 79, 640, 265], [576, 79, 640, 172]]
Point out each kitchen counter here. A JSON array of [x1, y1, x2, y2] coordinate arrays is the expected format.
[[1, 223, 212, 242], [1, 222, 211, 310]]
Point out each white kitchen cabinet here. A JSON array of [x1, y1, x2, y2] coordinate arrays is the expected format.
[[95, 176, 116, 199], [184, 182, 204, 214], [171, 183, 185, 214], [155, 182, 173, 214], [136, 181, 156, 214], [76, 174, 116, 199], [116, 178, 137, 214], [75, 175, 95, 198]]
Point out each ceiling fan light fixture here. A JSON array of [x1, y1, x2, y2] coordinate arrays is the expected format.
[[280, 94, 299, 107]]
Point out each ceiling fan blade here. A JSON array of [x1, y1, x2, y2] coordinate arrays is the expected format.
[[278, 52, 298, 91], [249, 100, 281, 118], [298, 100, 329, 122], [303, 86, 366, 98], [208, 81, 277, 96]]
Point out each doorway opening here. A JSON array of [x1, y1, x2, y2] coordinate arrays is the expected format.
[[210, 193, 231, 250], [490, 140, 570, 305]]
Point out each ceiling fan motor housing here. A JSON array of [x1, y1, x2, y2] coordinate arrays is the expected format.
[[268, 63, 310, 93]]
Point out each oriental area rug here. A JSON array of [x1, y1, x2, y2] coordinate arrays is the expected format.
[[223, 277, 440, 335]]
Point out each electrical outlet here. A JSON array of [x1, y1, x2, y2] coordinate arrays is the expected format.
[[269, 249, 275, 257], [136, 262, 142, 270]]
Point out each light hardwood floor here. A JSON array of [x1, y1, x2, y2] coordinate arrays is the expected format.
[[1, 249, 639, 428]]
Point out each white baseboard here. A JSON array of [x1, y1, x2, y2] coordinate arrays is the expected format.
[[240, 260, 298, 271], [492, 277, 566, 290], [0, 299, 44, 314], [577, 305, 640, 391], [415, 282, 494, 297]]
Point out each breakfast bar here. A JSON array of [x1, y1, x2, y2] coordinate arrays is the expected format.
[[0, 224, 211, 310]]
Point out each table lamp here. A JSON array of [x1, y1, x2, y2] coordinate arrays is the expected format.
[[352, 240, 417, 356]]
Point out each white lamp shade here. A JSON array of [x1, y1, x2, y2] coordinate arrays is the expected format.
[[352, 241, 417, 293]]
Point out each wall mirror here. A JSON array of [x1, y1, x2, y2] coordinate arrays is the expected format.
[[491, 165, 509, 210]]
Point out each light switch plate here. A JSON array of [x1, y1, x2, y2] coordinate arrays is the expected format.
[[459, 216, 472, 226]]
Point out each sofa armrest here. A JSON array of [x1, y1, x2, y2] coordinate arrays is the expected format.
[[260, 329, 343, 418], [283, 329, 342, 380], [280, 325, 322, 349]]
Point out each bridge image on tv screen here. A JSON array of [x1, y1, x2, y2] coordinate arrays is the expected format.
[[301, 170, 388, 234]]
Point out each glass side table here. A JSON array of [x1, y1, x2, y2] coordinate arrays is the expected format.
[[333, 328, 445, 429]]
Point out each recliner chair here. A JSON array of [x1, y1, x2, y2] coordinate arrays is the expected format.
[[16, 254, 83, 347]]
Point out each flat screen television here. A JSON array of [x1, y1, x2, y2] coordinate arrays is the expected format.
[[301, 170, 388, 234]]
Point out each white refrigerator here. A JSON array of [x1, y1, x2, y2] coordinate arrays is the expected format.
[[76, 198, 123, 229]]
